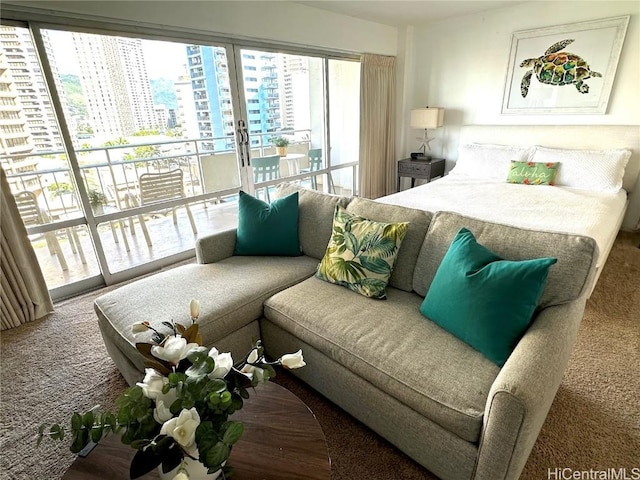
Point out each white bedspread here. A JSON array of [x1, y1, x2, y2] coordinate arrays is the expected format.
[[378, 175, 627, 268]]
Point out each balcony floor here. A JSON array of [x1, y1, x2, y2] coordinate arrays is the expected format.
[[32, 199, 238, 290]]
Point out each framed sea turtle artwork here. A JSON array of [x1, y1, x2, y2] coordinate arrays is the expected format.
[[501, 16, 629, 114]]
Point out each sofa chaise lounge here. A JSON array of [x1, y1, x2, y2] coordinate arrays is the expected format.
[[94, 183, 597, 480]]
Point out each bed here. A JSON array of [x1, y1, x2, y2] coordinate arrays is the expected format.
[[379, 125, 640, 291]]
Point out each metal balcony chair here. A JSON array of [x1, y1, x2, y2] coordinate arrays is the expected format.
[[300, 148, 335, 193], [252, 155, 281, 202], [137, 169, 198, 248], [13, 191, 87, 271]]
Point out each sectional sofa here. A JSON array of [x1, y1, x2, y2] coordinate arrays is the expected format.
[[94, 183, 597, 480]]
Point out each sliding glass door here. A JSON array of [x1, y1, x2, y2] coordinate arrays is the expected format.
[[0, 17, 360, 299]]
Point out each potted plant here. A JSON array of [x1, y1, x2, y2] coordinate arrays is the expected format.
[[38, 300, 305, 480], [271, 136, 290, 156], [88, 188, 109, 215]]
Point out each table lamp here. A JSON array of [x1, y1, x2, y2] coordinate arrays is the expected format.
[[410, 107, 444, 159]]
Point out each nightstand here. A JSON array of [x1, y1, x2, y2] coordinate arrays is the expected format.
[[397, 157, 445, 192]]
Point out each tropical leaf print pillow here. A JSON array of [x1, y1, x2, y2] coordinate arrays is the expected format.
[[316, 205, 409, 299]]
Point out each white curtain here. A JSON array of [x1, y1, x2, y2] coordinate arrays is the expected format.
[[1, 167, 53, 329], [359, 54, 397, 199]]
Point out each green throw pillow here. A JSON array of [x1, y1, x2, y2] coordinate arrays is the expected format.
[[420, 228, 556, 366], [507, 160, 559, 185], [316, 205, 409, 299], [234, 190, 301, 256]]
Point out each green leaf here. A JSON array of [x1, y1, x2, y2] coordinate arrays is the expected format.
[[222, 421, 244, 446], [82, 412, 95, 430], [343, 231, 359, 254], [49, 424, 64, 441], [90, 425, 103, 443], [186, 347, 214, 378], [129, 444, 164, 479], [71, 413, 82, 431], [359, 255, 391, 275], [70, 428, 89, 454], [205, 442, 229, 471]]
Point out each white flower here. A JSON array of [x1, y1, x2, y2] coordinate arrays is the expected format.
[[241, 348, 265, 383], [136, 368, 167, 400], [131, 321, 150, 334], [153, 399, 173, 424], [172, 471, 189, 480], [160, 407, 200, 454], [151, 335, 199, 365], [280, 350, 306, 369], [207, 348, 233, 379], [189, 299, 200, 320]]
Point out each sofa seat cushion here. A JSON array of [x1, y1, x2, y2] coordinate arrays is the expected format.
[[96, 256, 319, 375], [263, 276, 500, 442]]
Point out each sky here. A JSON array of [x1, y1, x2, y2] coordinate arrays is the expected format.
[[46, 29, 188, 79]]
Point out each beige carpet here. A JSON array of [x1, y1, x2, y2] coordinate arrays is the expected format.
[[1, 231, 638, 480]]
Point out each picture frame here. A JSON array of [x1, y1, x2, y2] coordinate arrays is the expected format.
[[501, 16, 629, 114]]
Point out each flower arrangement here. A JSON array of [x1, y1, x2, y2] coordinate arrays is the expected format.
[[38, 300, 305, 480]]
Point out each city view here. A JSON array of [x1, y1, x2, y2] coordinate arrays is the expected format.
[[0, 24, 360, 295]]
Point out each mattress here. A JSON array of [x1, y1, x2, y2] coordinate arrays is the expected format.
[[378, 175, 627, 268]]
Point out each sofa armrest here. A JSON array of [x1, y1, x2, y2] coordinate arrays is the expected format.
[[473, 299, 586, 480], [195, 228, 237, 264]]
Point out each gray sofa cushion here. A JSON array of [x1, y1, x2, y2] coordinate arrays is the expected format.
[[346, 197, 432, 292], [275, 183, 348, 260], [263, 276, 500, 442], [413, 212, 598, 307], [95, 256, 319, 374]]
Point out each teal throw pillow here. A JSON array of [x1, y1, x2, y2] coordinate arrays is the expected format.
[[234, 190, 301, 256], [316, 205, 409, 299], [420, 228, 556, 366]]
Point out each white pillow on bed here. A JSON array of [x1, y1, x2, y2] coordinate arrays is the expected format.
[[450, 143, 534, 180], [531, 146, 631, 193]]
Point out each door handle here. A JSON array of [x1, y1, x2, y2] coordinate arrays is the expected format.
[[236, 120, 247, 167]]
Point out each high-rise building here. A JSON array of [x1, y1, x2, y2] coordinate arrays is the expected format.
[[0, 25, 64, 193], [185, 46, 282, 152], [174, 69, 199, 140], [278, 55, 310, 132], [0, 26, 63, 154], [72, 33, 156, 139]]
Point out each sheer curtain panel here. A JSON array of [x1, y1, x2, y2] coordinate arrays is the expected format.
[[359, 54, 396, 199], [1, 167, 54, 330]]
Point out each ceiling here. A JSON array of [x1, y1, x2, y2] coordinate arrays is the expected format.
[[295, 1, 524, 27]]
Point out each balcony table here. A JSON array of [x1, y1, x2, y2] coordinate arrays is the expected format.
[[282, 153, 305, 176]]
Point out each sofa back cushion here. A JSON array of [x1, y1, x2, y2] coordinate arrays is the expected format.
[[413, 212, 598, 307], [346, 197, 433, 292], [274, 183, 348, 260]]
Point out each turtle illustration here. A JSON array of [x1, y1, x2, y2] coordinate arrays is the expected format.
[[519, 39, 602, 97]]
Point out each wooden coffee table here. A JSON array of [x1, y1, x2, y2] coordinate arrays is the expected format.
[[63, 381, 331, 479]]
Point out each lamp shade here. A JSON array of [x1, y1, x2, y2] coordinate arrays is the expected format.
[[410, 107, 445, 129]]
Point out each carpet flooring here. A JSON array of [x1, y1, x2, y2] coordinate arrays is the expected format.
[[1, 231, 638, 480]]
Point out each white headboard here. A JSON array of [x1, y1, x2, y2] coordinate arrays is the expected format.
[[456, 125, 640, 230]]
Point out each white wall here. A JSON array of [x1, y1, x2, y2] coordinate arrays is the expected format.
[[402, 1, 640, 229], [4, 0, 397, 56]]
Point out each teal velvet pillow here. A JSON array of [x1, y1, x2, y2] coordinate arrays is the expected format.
[[420, 228, 557, 366], [234, 190, 301, 256]]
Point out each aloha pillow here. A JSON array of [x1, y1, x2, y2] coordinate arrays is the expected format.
[[420, 228, 557, 366], [531, 146, 631, 193], [507, 160, 559, 185], [316, 205, 409, 299], [234, 190, 301, 256]]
